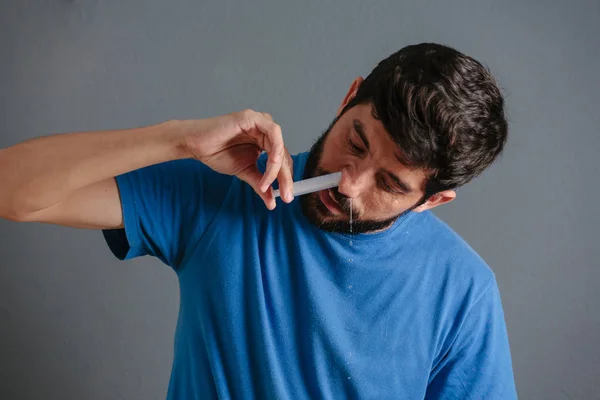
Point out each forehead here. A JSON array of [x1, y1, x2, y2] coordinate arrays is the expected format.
[[339, 104, 429, 192]]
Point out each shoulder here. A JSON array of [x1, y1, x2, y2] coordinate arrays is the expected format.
[[408, 211, 496, 297]]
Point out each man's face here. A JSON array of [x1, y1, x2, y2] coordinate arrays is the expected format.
[[300, 103, 433, 234]]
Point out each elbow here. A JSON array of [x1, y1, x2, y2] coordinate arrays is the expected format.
[[9, 210, 36, 223], [0, 160, 41, 222], [0, 194, 36, 222], [0, 208, 26, 222], [1, 212, 27, 222], [0, 208, 26, 223]]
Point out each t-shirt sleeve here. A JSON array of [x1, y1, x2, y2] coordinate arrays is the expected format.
[[425, 279, 518, 399], [102, 158, 233, 271]]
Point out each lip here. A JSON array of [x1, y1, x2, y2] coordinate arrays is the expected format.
[[319, 189, 343, 215]]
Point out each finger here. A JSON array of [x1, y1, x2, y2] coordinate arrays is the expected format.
[[277, 149, 295, 203], [239, 111, 285, 193], [238, 165, 276, 210], [260, 112, 274, 121]]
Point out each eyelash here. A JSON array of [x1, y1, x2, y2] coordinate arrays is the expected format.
[[346, 133, 404, 195], [377, 176, 404, 195], [346, 137, 364, 156]]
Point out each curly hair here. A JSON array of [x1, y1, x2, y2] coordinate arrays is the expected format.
[[343, 43, 508, 198]]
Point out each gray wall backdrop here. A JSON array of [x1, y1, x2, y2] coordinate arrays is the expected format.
[[1, 1, 599, 399]]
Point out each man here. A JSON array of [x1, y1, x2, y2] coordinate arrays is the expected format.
[[0, 43, 518, 398]]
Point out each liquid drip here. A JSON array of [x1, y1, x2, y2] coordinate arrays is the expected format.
[[349, 198, 353, 234], [349, 200, 353, 262]]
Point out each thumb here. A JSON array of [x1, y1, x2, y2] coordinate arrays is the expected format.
[[238, 165, 276, 210]]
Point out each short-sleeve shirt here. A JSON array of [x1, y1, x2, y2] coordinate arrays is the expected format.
[[103, 152, 518, 399]]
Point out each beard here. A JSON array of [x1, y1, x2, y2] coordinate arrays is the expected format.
[[300, 117, 405, 234]]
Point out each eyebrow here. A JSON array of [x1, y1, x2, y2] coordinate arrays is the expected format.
[[353, 119, 370, 151], [354, 118, 406, 164], [352, 119, 414, 194]]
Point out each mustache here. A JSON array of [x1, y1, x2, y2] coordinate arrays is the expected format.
[[329, 187, 359, 217], [314, 168, 359, 217]]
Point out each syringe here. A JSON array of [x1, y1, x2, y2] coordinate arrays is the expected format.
[[273, 172, 342, 198]]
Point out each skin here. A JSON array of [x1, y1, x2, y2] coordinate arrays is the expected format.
[[301, 77, 457, 233], [0, 78, 454, 235], [0, 110, 294, 227]]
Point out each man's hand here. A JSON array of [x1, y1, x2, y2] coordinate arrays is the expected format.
[[180, 109, 294, 209]]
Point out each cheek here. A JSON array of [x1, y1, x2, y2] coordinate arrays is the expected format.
[[359, 193, 388, 216], [328, 136, 346, 156], [321, 141, 348, 170], [360, 193, 411, 218]]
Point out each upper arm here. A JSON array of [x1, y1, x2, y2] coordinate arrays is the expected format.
[[425, 282, 518, 400], [23, 177, 124, 230], [102, 159, 233, 269]]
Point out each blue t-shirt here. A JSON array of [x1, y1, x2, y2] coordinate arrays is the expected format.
[[103, 152, 517, 399]]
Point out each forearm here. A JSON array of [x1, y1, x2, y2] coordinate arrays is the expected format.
[[0, 120, 188, 219]]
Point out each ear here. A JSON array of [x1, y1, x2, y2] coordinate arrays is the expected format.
[[412, 190, 456, 212], [336, 76, 364, 116]]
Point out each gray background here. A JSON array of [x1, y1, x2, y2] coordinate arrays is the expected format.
[[1, 0, 598, 399]]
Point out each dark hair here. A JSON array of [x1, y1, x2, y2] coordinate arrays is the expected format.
[[343, 43, 508, 198]]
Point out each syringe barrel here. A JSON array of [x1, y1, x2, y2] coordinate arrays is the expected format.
[[273, 172, 342, 198]]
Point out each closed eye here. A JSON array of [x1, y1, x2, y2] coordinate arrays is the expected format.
[[377, 175, 402, 194], [346, 136, 365, 156]]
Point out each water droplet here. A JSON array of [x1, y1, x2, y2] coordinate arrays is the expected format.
[[349, 198, 353, 234], [348, 376, 351, 380], [348, 285, 353, 289], [348, 259, 353, 262]]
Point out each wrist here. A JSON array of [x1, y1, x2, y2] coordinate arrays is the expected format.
[[154, 120, 194, 160]]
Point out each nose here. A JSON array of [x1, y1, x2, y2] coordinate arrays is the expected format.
[[337, 166, 374, 199]]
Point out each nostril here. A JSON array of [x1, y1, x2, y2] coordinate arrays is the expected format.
[[330, 188, 353, 212]]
